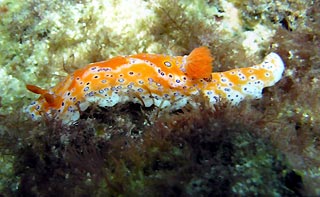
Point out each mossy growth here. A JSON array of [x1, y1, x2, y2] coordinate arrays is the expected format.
[[141, 0, 220, 54], [0, 97, 302, 196], [266, 3, 320, 193], [230, 0, 313, 31]]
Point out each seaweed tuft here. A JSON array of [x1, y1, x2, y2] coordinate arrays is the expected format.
[[0, 96, 302, 196]]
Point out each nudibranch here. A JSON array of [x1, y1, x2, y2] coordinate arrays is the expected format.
[[25, 47, 284, 124]]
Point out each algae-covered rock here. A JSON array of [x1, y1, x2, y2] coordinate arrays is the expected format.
[[0, 0, 318, 195]]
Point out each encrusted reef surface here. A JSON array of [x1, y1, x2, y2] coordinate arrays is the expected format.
[[0, 0, 319, 196]]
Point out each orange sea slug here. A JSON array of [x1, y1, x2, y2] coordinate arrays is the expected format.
[[25, 47, 284, 124]]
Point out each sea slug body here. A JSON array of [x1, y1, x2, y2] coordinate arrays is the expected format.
[[25, 47, 285, 124]]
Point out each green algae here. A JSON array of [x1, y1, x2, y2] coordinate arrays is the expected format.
[[0, 0, 319, 195]]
